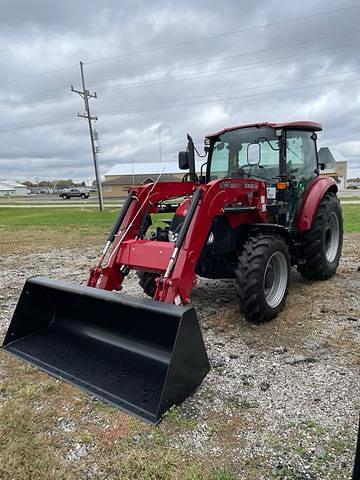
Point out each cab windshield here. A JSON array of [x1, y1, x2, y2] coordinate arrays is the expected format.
[[209, 126, 280, 181]]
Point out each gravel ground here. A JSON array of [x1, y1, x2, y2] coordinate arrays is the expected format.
[[0, 234, 359, 479]]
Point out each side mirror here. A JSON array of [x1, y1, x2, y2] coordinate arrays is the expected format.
[[319, 162, 325, 171], [247, 143, 261, 166], [178, 151, 189, 170]]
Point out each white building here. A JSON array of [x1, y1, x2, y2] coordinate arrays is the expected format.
[[318, 148, 347, 191], [0, 183, 15, 196], [0, 181, 29, 196], [104, 162, 186, 180]]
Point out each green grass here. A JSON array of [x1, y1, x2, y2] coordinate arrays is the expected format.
[[0, 359, 237, 480], [0, 207, 169, 233], [0, 207, 116, 229], [0, 204, 358, 233], [338, 195, 360, 201], [342, 204, 360, 233]]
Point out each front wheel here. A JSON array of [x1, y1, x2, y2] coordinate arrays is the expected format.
[[235, 235, 290, 324], [298, 192, 343, 280], [137, 271, 159, 297]]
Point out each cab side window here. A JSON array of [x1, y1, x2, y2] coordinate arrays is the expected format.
[[286, 131, 317, 180], [210, 142, 229, 180]]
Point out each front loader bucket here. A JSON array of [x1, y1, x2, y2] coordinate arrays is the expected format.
[[2, 277, 209, 424]]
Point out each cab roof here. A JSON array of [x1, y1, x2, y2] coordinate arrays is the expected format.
[[206, 121, 322, 138]]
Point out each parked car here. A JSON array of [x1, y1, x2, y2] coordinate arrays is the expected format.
[[59, 188, 89, 199]]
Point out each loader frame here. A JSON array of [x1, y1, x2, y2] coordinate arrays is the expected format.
[[88, 178, 268, 305]]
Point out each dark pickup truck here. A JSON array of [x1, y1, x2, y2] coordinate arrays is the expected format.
[[59, 188, 89, 199]]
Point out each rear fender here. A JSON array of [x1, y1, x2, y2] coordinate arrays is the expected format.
[[296, 177, 338, 232]]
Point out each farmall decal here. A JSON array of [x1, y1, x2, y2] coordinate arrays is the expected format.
[[219, 180, 232, 189]]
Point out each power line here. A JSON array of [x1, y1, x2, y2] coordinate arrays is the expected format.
[[89, 29, 360, 88], [0, 84, 68, 102], [95, 42, 360, 94], [0, 93, 76, 114], [3, 25, 357, 107], [3, 35, 357, 115], [0, 115, 75, 132], [86, 4, 360, 65], [97, 77, 360, 117], [1, 4, 359, 87], [0, 70, 359, 133], [5, 36, 358, 115], [0, 74, 358, 134], [0, 21, 358, 113], [0, 75, 358, 135], [102, 69, 360, 113], [0, 64, 77, 88]]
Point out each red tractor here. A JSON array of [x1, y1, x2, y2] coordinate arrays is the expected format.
[[3, 121, 343, 424]]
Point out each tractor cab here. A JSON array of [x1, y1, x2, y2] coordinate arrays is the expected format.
[[202, 121, 322, 228]]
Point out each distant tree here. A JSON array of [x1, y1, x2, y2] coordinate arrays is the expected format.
[[24, 179, 81, 190], [54, 179, 75, 190], [39, 181, 54, 187]]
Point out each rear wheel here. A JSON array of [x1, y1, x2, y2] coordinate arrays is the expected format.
[[235, 235, 290, 324], [298, 192, 343, 280]]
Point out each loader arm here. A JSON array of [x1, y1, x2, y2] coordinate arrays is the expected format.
[[89, 178, 268, 305], [88, 181, 197, 291]]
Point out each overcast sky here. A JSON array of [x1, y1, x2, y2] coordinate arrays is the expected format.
[[0, 0, 360, 182]]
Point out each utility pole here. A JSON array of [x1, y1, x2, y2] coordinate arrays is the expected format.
[[158, 126, 162, 164], [71, 61, 104, 211]]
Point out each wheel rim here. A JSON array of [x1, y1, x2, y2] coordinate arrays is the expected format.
[[263, 251, 288, 308], [325, 211, 340, 263]]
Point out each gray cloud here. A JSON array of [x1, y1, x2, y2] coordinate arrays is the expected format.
[[0, 0, 360, 181]]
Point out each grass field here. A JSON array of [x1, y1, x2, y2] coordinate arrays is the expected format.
[[0, 205, 359, 479], [0, 205, 357, 256], [0, 204, 358, 233], [341, 204, 360, 232]]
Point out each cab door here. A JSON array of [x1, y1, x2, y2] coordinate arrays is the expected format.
[[285, 129, 318, 228]]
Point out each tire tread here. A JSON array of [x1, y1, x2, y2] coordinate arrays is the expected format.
[[235, 234, 290, 324]]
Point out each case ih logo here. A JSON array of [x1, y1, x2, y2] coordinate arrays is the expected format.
[[244, 183, 257, 189]]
